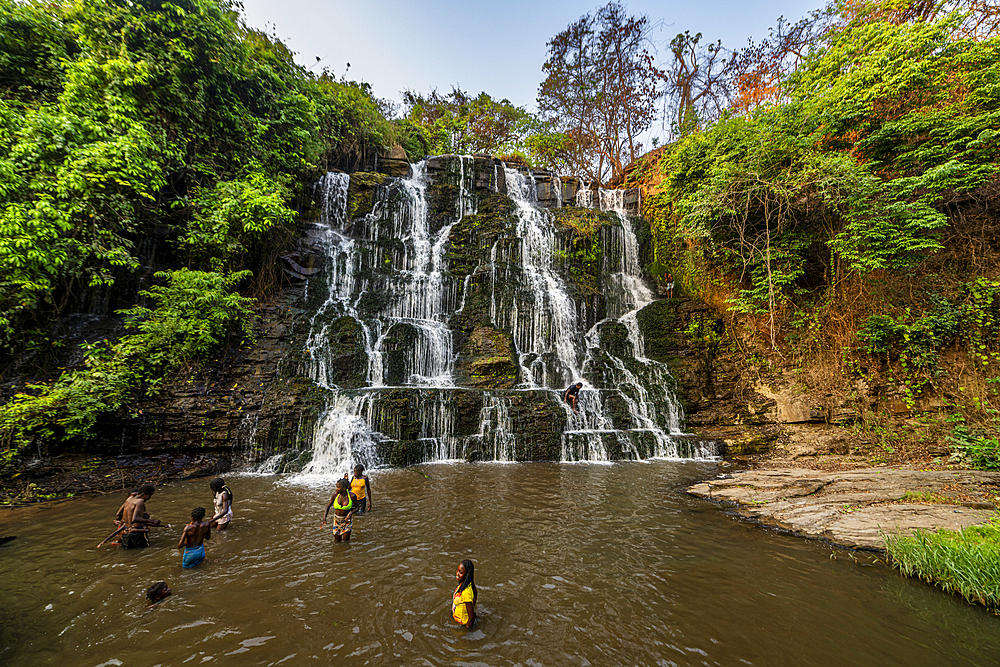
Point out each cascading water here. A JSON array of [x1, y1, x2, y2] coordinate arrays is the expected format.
[[492, 167, 584, 388], [255, 155, 719, 476], [290, 159, 475, 477]]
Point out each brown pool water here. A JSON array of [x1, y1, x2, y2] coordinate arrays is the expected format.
[[2, 461, 999, 666]]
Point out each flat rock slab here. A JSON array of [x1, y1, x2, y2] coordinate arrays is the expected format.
[[687, 467, 1000, 550]]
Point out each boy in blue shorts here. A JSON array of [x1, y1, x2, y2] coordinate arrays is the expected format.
[[177, 507, 211, 568]]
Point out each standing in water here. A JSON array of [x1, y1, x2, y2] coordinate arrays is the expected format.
[[115, 488, 138, 525], [176, 507, 211, 568], [563, 382, 583, 413], [321, 478, 356, 542], [209, 478, 233, 530], [120, 484, 160, 549], [350, 465, 373, 514], [452, 559, 478, 628]]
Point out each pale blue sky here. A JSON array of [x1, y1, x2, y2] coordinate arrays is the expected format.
[[239, 0, 821, 114]]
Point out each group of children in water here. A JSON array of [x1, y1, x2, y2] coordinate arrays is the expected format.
[[122, 464, 477, 627]]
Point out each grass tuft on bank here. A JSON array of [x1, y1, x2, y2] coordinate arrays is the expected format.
[[884, 520, 1000, 610]]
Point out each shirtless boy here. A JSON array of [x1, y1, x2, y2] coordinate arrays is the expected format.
[[114, 489, 138, 525], [176, 507, 211, 568], [120, 484, 160, 549]]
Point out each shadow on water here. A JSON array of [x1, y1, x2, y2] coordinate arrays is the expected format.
[[2, 460, 1000, 666]]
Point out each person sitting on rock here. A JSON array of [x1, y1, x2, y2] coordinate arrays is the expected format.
[[563, 382, 583, 412]]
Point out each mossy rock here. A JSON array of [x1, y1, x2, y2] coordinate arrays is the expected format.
[[313, 316, 368, 389], [635, 300, 685, 362], [380, 323, 422, 386], [449, 277, 493, 351], [725, 432, 778, 457], [507, 390, 566, 461], [377, 439, 426, 467], [551, 206, 614, 295], [455, 325, 519, 389], [447, 193, 518, 279], [347, 172, 386, 219], [597, 320, 630, 358]]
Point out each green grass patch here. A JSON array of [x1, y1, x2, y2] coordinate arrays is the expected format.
[[900, 490, 960, 504], [884, 519, 1000, 610]]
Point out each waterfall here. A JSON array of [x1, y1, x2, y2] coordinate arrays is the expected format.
[[492, 167, 584, 388], [253, 156, 719, 475]]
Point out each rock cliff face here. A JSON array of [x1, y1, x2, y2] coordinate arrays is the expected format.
[[10, 153, 739, 499], [236, 154, 723, 472]]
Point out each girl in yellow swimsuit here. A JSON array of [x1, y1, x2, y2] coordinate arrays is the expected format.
[[452, 559, 478, 628], [320, 479, 356, 542]]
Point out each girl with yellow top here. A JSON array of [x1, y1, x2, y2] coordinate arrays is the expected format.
[[350, 464, 373, 513], [320, 479, 356, 542], [452, 559, 477, 628]]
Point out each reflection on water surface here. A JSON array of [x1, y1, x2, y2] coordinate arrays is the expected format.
[[2, 461, 1000, 666]]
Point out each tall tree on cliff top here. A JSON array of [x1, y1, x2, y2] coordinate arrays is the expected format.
[[661, 30, 732, 136], [537, 1, 661, 184], [727, 0, 1000, 114], [399, 87, 534, 158]]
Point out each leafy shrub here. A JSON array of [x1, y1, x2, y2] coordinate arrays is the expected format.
[[947, 423, 1000, 471], [0, 269, 253, 450]]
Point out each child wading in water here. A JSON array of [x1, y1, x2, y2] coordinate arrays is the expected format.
[[321, 479, 357, 542], [452, 559, 478, 628], [209, 478, 233, 529], [177, 507, 211, 568], [350, 465, 373, 514]]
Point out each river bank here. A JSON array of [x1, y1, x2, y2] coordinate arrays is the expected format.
[[689, 463, 1000, 550]]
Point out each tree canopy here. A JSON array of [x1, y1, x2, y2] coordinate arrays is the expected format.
[[0, 0, 395, 451]]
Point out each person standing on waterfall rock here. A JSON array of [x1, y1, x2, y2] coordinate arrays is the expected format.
[[563, 382, 583, 412], [665, 273, 674, 299]]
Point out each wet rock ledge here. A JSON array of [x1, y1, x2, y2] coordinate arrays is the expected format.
[[687, 467, 1000, 550]]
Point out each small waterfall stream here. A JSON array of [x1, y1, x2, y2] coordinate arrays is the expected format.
[[258, 156, 719, 475]]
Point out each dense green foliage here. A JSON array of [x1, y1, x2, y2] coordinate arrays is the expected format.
[[0, 269, 253, 449], [0, 0, 394, 452], [649, 9, 1000, 311], [398, 87, 538, 161], [637, 1, 1000, 428], [885, 519, 1000, 609]]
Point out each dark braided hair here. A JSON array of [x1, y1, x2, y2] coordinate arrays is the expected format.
[[457, 559, 477, 596]]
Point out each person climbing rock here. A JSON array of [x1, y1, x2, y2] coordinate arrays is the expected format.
[[563, 382, 583, 412]]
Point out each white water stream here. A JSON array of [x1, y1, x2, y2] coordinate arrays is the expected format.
[[260, 158, 716, 476]]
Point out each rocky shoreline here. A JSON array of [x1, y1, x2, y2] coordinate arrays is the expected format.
[[687, 465, 1000, 550]]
